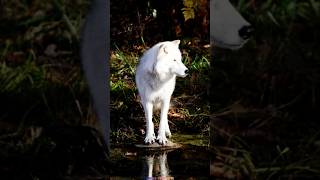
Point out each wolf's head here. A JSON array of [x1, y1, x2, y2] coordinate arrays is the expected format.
[[211, 0, 254, 49], [154, 40, 188, 79]]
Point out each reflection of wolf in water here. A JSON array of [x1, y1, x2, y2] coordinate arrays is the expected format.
[[141, 152, 170, 178]]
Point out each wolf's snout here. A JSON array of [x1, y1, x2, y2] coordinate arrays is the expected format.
[[185, 69, 189, 75], [238, 25, 254, 40]]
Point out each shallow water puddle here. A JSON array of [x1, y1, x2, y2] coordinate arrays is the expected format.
[[109, 134, 211, 179]]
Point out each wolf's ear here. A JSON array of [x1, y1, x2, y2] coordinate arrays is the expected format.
[[159, 44, 168, 54], [172, 40, 180, 46]]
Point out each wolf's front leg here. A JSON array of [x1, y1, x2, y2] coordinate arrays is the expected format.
[[157, 99, 171, 145], [143, 101, 155, 144]]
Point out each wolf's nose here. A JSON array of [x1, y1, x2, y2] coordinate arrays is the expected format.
[[239, 25, 254, 40], [185, 69, 189, 75]]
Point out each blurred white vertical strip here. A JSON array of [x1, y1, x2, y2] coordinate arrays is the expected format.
[[80, 0, 110, 152]]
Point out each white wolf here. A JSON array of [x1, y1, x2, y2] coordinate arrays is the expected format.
[[211, 0, 253, 49], [80, 0, 252, 148], [135, 40, 188, 145]]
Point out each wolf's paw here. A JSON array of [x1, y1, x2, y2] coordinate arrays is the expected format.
[[144, 134, 156, 144], [157, 134, 168, 145]]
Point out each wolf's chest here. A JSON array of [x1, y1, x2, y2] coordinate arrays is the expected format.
[[148, 79, 175, 100], [151, 82, 174, 98]]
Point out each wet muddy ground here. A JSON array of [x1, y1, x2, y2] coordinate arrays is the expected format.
[[0, 126, 213, 179], [1, 123, 319, 179]]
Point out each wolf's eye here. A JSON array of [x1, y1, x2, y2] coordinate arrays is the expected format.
[[173, 59, 176, 61]]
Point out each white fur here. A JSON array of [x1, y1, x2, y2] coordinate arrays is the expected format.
[[210, 0, 251, 49], [135, 40, 188, 145]]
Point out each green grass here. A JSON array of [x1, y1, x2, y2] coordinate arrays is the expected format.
[[0, 60, 46, 94]]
